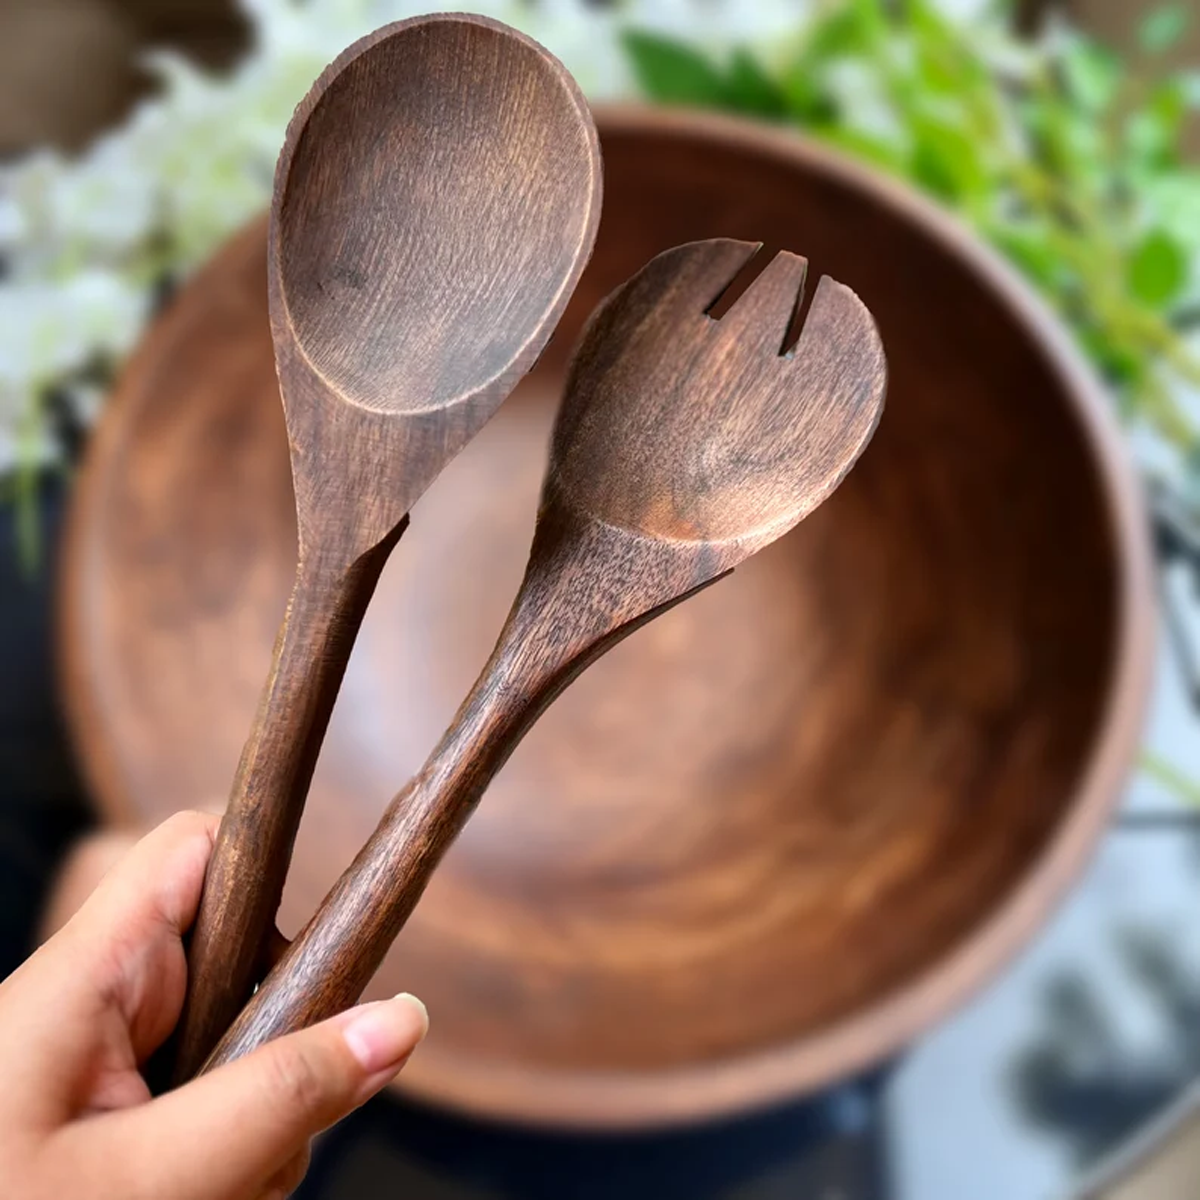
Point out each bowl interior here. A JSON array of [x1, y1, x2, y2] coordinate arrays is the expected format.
[[65, 115, 1124, 1122]]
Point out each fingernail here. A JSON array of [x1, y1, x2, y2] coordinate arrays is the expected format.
[[393, 992, 429, 1037], [342, 994, 429, 1075]]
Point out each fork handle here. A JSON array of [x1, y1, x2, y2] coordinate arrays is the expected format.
[[201, 600, 565, 1065], [199, 534, 593, 1069], [201, 508, 720, 1069]]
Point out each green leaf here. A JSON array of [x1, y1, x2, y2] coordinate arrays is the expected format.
[[1023, 85, 1106, 182], [990, 225, 1065, 289], [818, 126, 905, 172], [1129, 229, 1188, 306], [621, 30, 728, 107], [1078, 326, 1146, 388], [1149, 79, 1189, 143], [725, 49, 788, 118], [909, 0, 958, 47], [850, 0, 890, 40], [915, 44, 964, 96], [910, 116, 986, 202], [805, 2, 880, 60], [778, 57, 838, 125], [1139, 4, 1189, 54], [1061, 41, 1121, 113], [1126, 81, 1187, 165]]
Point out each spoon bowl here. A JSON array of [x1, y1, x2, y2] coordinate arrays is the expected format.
[[278, 16, 599, 416]]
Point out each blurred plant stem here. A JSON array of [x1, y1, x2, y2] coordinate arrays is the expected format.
[[1143, 750, 1200, 805]]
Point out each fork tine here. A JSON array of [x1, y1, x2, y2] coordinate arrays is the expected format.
[[670, 239, 763, 315], [579, 240, 762, 345], [790, 275, 885, 383], [715, 251, 808, 355]]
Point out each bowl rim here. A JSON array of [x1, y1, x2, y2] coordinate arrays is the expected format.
[[59, 103, 1157, 1130]]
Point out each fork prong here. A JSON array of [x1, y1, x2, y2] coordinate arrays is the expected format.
[[791, 275, 884, 378], [715, 251, 808, 355], [588, 240, 763, 337], [671, 238, 763, 315]]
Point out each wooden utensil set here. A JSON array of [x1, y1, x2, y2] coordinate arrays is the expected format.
[[170, 12, 887, 1083]]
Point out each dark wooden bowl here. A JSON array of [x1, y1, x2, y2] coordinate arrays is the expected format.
[[60, 108, 1155, 1128]]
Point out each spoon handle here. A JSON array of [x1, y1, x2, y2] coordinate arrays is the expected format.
[[173, 524, 406, 1082], [200, 511, 718, 1070]]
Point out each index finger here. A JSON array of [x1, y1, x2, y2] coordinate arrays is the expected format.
[[0, 811, 219, 1123]]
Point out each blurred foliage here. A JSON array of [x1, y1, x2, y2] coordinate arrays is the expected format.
[[623, 0, 1200, 477], [625, 0, 1200, 808]]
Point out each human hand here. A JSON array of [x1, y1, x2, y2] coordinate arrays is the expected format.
[[0, 811, 428, 1200]]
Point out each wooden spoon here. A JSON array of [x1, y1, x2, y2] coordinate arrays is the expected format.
[[202, 237, 887, 1071], [173, 13, 602, 1079]]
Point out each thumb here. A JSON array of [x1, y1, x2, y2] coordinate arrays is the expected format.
[[60, 993, 428, 1200]]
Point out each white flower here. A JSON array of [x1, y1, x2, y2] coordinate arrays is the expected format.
[[0, 191, 26, 248], [0, 271, 147, 388], [49, 151, 157, 257]]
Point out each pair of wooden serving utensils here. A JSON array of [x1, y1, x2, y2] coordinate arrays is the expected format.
[[170, 12, 887, 1082]]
